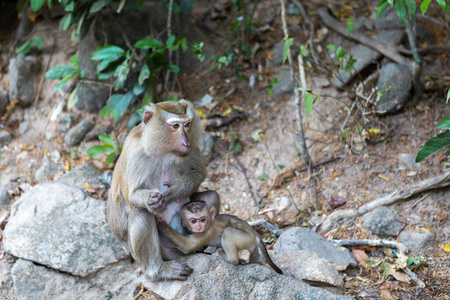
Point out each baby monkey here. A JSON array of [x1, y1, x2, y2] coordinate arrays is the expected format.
[[157, 201, 283, 274]]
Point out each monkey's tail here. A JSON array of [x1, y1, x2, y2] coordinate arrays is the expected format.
[[258, 239, 283, 274]]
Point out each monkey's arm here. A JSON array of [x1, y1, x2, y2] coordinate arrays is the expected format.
[[129, 189, 165, 213], [163, 149, 206, 203], [156, 219, 205, 254]]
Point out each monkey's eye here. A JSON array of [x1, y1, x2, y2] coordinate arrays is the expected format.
[[184, 122, 191, 129], [171, 123, 180, 130], [190, 219, 197, 224], [200, 217, 206, 223]]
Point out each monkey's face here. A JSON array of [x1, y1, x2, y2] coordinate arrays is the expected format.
[[166, 116, 192, 157], [183, 211, 208, 234]]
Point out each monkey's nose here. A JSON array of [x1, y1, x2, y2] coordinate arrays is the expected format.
[[183, 141, 191, 148]]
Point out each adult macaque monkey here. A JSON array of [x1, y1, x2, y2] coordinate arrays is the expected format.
[[106, 100, 220, 281], [156, 201, 283, 274]]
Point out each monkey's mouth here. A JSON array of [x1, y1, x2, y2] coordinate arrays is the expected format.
[[173, 151, 189, 157]]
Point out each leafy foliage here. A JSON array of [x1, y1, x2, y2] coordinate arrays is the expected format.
[[416, 117, 450, 162], [16, 37, 43, 58], [87, 133, 122, 165]]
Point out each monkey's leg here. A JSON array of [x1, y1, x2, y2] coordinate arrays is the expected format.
[[128, 208, 192, 281], [219, 228, 240, 265]]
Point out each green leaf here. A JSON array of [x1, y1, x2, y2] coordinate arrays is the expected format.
[[138, 63, 150, 85], [258, 173, 268, 181], [420, 0, 432, 14], [114, 58, 130, 89], [69, 55, 79, 69], [167, 64, 179, 73], [405, 0, 416, 13], [87, 145, 115, 158], [133, 83, 146, 96], [105, 153, 116, 165], [436, 0, 447, 10], [447, 89, 450, 103], [415, 130, 450, 162], [98, 132, 117, 149], [67, 84, 80, 109], [90, 0, 113, 13], [305, 93, 313, 119], [45, 64, 77, 79], [375, 1, 390, 20], [59, 13, 72, 31], [64, 0, 74, 12], [313, 91, 321, 105], [55, 71, 77, 90], [437, 117, 450, 129], [344, 57, 356, 73], [180, 36, 188, 52], [283, 38, 293, 65], [91, 45, 125, 61], [31, 0, 46, 12], [298, 87, 313, 93], [395, 0, 407, 22], [15, 40, 31, 57], [134, 38, 164, 49], [327, 44, 335, 51], [346, 17, 354, 36], [277, 164, 285, 169], [336, 46, 345, 59], [166, 35, 176, 47]]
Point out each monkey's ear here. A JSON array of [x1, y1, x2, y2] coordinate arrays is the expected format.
[[210, 207, 216, 219], [143, 111, 153, 124]]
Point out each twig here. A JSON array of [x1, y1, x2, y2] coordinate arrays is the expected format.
[[279, 0, 312, 167], [319, 171, 450, 234], [403, 267, 426, 288], [340, 100, 357, 134], [397, 45, 450, 55], [34, 36, 55, 109], [230, 155, 261, 208], [163, 0, 174, 100], [291, 0, 318, 65], [329, 239, 408, 254], [248, 219, 282, 236], [317, 7, 412, 70]]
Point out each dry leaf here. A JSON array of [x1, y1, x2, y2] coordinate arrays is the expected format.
[[378, 174, 389, 181], [392, 271, 411, 283], [444, 242, 450, 252], [352, 249, 370, 269]]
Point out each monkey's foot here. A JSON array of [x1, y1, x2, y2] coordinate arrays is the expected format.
[[155, 260, 193, 281]]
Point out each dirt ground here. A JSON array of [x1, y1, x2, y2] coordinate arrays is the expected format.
[[1, 1, 450, 299]]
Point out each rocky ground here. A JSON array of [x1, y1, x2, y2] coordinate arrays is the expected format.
[[1, 0, 450, 299]]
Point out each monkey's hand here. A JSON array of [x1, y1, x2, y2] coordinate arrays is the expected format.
[[147, 192, 166, 212]]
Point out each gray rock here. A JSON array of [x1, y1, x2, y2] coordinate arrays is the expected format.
[[362, 207, 403, 237], [3, 183, 128, 277], [374, 7, 404, 30], [0, 90, 8, 117], [397, 153, 422, 170], [273, 251, 344, 290], [64, 120, 94, 147], [0, 184, 11, 207], [18, 122, 29, 135], [144, 254, 351, 300], [0, 253, 15, 299], [9, 56, 40, 107], [200, 132, 214, 163], [35, 161, 62, 182], [85, 123, 113, 141], [271, 42, 298, 68], [333, 31, 404, 88], [288, 3, 302, 15], [11, 259, 138, 300], [0, 130, 12, 147], [75, 83, 110, 112], [56, 162, 102, 189], [375, 62, 412, 114], [57, 113, 77, 133], [274, 227, 357, 270], [399, 230, 435, 254], [272, 69, 293, 98]]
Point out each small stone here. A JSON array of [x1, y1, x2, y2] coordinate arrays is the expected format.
[[85, 124, 113, 141], [19, 122, 30, 135], [271, 69, 293, 98], [57, 113, 77, 133], [362, 207, 403, 237], [0, 184, 12, 207], [9, 56, 40, 107], [35, 161, 62, 182], [200, 132, 214, 163], [0, 130, 12, 147], [399, 230, 435, 254], [64, 120, 94, 147]]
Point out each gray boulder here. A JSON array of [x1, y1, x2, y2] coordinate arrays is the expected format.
[[375, 62, 412, 114], [56, 162, 102, 189], [272, 69, 293, 98], [3, 183, 128, 277], [9, 56, 40, 107], [274, 227, 356, 270], [399, 230, 435, 254], [362, 207, 403, 237], [144, 254, 351, 300], [0, 130, 12, 147]]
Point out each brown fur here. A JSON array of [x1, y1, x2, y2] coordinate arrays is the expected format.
[[106, 100, 216, 281], [157, 206, 283, 274]]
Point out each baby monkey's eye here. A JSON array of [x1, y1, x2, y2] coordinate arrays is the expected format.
[[200, 217, 206, 223], [190, 219, 197, 224]]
